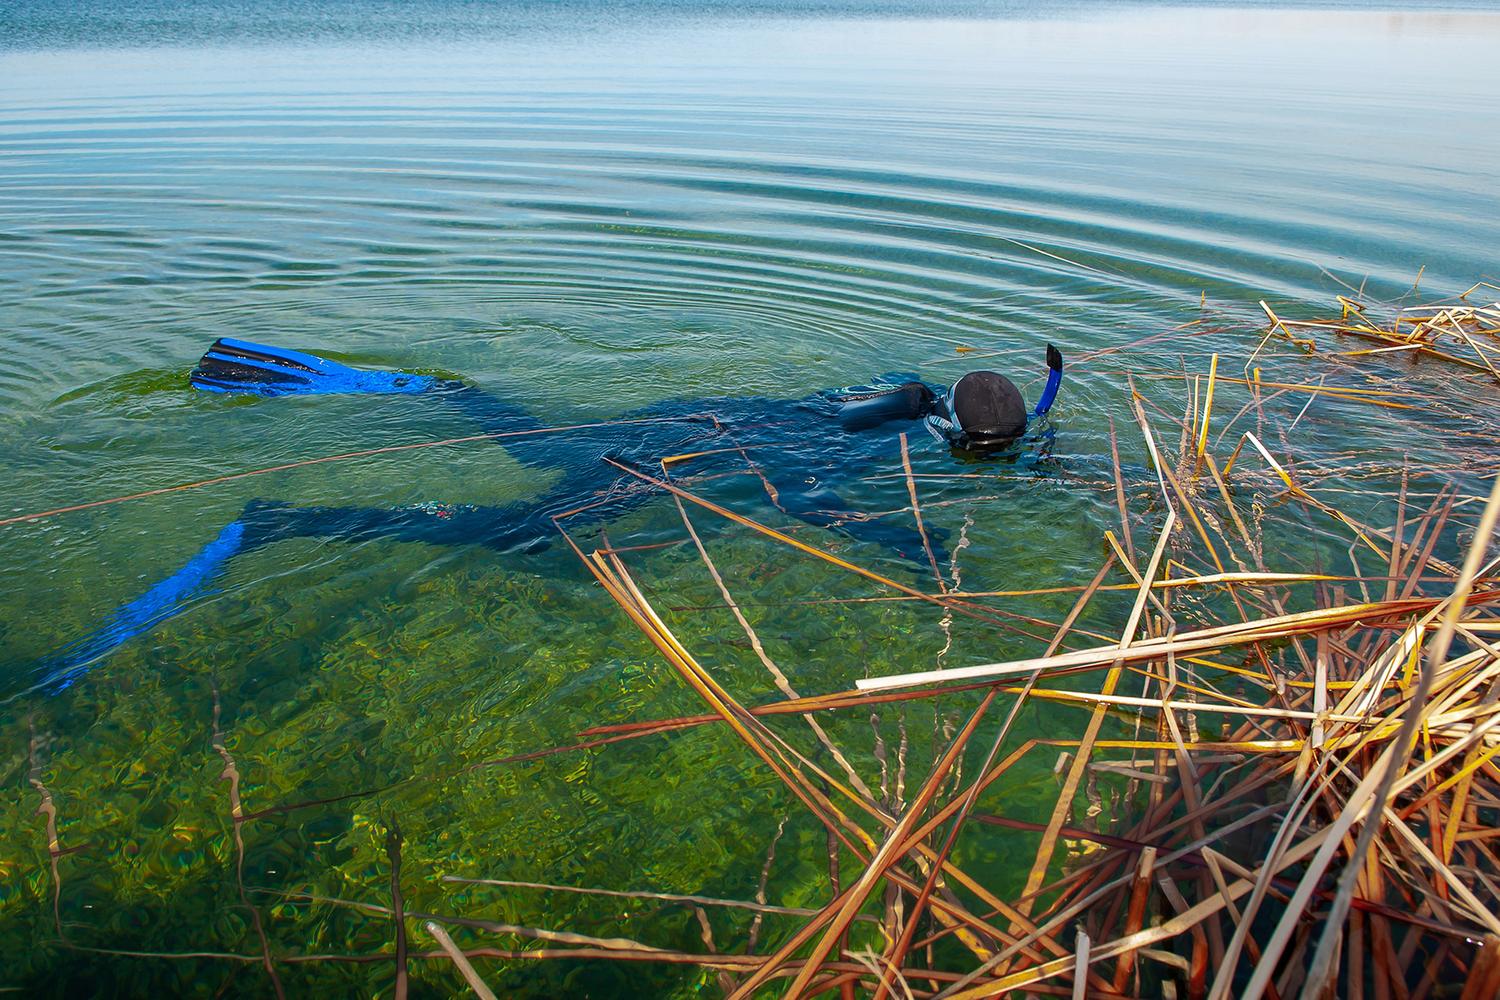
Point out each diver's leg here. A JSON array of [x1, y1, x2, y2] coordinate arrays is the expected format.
[[190, 340, 552, 444], [434, 384, 547, 440], [29, 498, 554, 690]]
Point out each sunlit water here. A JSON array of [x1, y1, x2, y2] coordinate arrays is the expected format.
[[2, 1, 1498, 995]]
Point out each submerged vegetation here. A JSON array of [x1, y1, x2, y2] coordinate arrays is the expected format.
[[4, 286, 1500, 997]]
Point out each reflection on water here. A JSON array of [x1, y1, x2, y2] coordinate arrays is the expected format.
[[1, 1, 1498, 995]]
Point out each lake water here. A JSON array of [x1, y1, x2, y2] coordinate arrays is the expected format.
[[2, 1, 1498, 995]]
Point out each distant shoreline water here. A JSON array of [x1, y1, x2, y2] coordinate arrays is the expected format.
[[6, 0, 1500, 51]]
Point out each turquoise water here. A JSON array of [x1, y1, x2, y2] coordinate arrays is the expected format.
[[2, 2, 1499, 995]]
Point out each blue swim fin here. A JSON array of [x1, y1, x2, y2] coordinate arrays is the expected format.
[[33, 520, 249, 691], [191, 337, 438, 397]]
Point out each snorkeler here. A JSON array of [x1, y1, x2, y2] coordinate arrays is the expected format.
[[29, 338, 1062, 689]]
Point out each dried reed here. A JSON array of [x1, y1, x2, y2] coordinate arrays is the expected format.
[[18, 286, 1500, 999]]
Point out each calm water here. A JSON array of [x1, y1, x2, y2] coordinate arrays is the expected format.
[[2, 1, 1498, 995]]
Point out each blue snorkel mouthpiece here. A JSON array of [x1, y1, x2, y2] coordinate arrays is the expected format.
[[1034, 343, 1063, 417]]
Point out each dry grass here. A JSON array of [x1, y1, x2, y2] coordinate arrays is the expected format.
[[16, 285, 1500, 998], [1264, 284, 1500, 382], [484, 287, 1500, 998]]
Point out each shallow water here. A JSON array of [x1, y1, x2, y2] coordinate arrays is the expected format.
[[2, 1, 1498, 995]]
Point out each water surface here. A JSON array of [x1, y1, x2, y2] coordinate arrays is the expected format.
[[2, 1, 1498, 995]]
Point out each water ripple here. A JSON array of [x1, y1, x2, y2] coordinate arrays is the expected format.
[[2, 11, 1499, 985]]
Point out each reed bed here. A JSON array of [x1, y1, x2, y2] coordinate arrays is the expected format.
[[13, 287, 1500, 998], [445, 289, 1500, 998], [1260, 282, 1500, 382]]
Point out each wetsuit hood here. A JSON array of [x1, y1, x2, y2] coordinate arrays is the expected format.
[[927, 370, 1027, 449], [952, 371, 1027, 440]]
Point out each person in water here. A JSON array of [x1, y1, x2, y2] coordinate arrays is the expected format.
[[30, 338, 1062, 690]]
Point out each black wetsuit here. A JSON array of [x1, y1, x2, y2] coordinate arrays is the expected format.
[[235, 379, 947, 559], [30, 377, 954, 691]]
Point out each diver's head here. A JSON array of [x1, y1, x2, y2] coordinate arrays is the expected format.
[[921, 346, 1062, 452], [943, 370, 1027, 448]]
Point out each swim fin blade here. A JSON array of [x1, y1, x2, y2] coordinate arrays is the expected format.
[[190, 337, 438, 397]]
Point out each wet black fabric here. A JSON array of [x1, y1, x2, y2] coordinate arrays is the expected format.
[[190, 378, 963, 563], [835, 381, 935, 431], [27, 379, 960, 690], [949, 370, 1027, 443], [247, 381, 952, 561]]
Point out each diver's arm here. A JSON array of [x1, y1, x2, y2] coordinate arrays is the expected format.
[[833, 381, 936, 432], [1034, 344, 1063, 416]]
